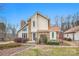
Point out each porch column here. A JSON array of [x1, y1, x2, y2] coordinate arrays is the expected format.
[[73, 33, 75, 41]]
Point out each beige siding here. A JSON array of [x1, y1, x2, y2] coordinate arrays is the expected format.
[[31, 14, 38, 32], [74, 31, 79, 40], [18, 31, 27, 38], [31, 13, 48, 32], [18, 26, 28, 38], [64, 32, 79, 40], [38, 14, 48, 30], [64, 33, 73, 40]]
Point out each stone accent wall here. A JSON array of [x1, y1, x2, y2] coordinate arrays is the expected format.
[[48, 20, 51, 30], [37, 32, 50, 41], [28, 20, 32, 41]]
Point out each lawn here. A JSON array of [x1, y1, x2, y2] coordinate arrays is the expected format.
[[15, 45, 79, 56]]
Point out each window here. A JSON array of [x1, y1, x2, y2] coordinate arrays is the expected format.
[[33, 21, 35, 27], [52, 32, 54, 38], [33, 33, 36, 40], [23, 27, 27, 31], [22, 33, 27, 39]]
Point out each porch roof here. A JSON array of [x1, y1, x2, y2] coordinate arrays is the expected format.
[[37, 30, 50, 32], [50, 26, 60, 32]]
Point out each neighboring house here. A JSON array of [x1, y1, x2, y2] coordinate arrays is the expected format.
[[17, 12, 60, 41], [64, 26, 79, 40]]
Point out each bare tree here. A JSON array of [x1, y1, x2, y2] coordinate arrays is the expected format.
[[66, 15, 71, 29], [60, 12, 79, 32], [6, 24, 17, 40], [75, 12, 79, 26], [61, 16, 65, 32], [0, 4, 6, 41], [55, 16, 58, 26]]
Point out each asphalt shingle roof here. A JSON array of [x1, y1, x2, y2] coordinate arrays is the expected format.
[[64, 26, 79, 34]]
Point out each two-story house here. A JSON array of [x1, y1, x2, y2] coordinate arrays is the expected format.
[[17, 12, 60, 41]]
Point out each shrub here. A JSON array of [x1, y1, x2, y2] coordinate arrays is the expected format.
[[67, 38, 72, 41], [47, 40, 60, 45], [0, 43, 21, 50], [64, 38, 72, 41], [14, 38, 28, 43], [63, 38, 67, 40]]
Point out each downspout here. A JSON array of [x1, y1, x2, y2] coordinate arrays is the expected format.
[[37, 13, 39, 43]]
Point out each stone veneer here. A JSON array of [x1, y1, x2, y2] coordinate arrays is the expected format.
[[37, 32, 50, 41]]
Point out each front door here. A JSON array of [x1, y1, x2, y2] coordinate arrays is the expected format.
[[32, 33, 36, 41]]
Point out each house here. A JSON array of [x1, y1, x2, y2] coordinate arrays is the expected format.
[[64, 26, 79, 40], [17, 12, 60, 41]]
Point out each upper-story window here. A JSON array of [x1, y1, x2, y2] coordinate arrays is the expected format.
[[33, 21, 35, 27]]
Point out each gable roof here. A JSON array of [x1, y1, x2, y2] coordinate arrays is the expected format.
[[17, 22, 28, 33], [37, 12, 50, 20], [17, 12, 50, 33], [64, 26, 79, 34], [27, 12, 50, 22]]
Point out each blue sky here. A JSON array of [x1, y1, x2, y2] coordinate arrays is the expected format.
[[0, 3, 79, 29]]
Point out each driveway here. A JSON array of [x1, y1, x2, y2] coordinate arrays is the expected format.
[[63, 40, 79, 46], [71, 40, 79, 46]]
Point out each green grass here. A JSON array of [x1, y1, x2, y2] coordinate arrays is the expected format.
[[47, 40, 60, 45], [15, 45, 79, 56], [52, 47, 79, 56]]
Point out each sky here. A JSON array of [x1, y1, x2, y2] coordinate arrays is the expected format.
[[0, 3, 79, 30]]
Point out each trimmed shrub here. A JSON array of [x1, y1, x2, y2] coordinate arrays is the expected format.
[[14, 38, 28, 43], [64, 38, 72, 41], [47, 40, 60, 45], [63, 38, 67, 40], [67, 38, 72, 41]]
